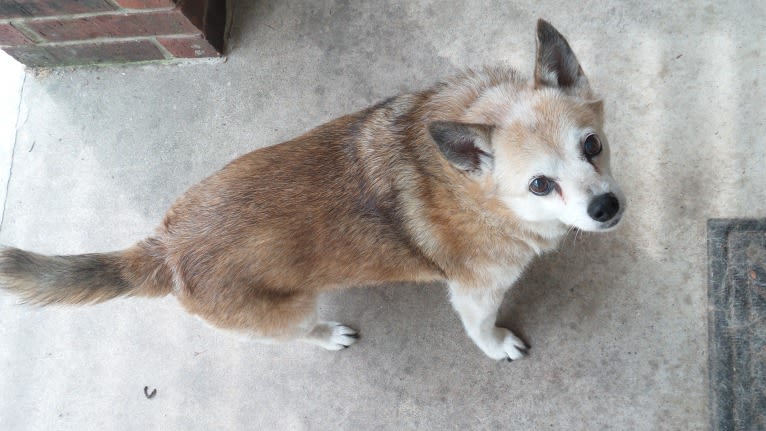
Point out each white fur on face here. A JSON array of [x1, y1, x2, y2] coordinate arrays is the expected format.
[[553, 129, 625, 232], [490, 92, 625, 233]]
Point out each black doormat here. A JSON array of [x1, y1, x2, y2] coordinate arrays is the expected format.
[[708, 219, 766, 431]]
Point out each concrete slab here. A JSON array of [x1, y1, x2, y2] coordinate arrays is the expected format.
[[1, 1, 765, 429]]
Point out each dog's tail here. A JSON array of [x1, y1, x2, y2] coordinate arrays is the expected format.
[[0, 238, 174, 305]]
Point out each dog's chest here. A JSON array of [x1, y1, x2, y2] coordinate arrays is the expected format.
[[477, 262, 525, 289], [466, 227, 562, 288]]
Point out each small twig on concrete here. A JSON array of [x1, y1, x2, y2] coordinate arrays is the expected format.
[[144, 386, 157, 399]]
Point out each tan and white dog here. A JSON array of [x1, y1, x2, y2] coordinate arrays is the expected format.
[[0, 20, 623, 361]]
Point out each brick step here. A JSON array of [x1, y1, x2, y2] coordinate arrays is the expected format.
[[0, 0, 225, 67]]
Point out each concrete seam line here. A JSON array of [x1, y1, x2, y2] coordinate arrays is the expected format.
[[0, 71, 26, 234]]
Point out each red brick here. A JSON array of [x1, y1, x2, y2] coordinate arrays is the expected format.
[[27, 9, 202, 42], [157, 36, 219, 58], [4, 39, 165, 67], [0, 0, 115, 19], [0, 24, 34, 47], [114, 0, 176, 9]]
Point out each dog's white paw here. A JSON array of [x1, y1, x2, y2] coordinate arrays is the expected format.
[[480, 327, 529, 362], [500, 329, 529, 362], [305, 322, 359, 351]]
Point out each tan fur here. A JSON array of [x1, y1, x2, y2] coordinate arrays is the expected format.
[[0, 21, 620, 354]]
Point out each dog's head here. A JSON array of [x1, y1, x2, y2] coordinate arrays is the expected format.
[[429, 20, 625, 235]]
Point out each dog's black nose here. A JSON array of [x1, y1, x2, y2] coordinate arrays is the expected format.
[[588, 193, 620, 222]]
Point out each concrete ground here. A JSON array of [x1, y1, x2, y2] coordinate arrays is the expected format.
[[1, 1, 764, 429]]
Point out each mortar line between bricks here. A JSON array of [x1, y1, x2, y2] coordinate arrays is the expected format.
[[150, 37, 175, 60], [0, 72, 26, 234], [12, 54, 226, 70], [0, 7, 177, 25], [103, 0, 124, 10], [9, 21, 46, 44], [0, 33, 205, 49]]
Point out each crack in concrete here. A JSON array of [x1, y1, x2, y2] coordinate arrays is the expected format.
[[0, 72, 27, 234]]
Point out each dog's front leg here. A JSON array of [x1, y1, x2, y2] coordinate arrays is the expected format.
[[449, 282, 529, 361]]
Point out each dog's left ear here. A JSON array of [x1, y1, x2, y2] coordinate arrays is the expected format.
[[534, 19, 590, 94], [428, 121, 494, 174]]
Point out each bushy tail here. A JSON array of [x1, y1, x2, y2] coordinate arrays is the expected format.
[[0, 238, 173, 305]]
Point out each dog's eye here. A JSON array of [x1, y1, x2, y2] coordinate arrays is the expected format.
[[583, 134, 602, 158], [529, 176, 555, 196]]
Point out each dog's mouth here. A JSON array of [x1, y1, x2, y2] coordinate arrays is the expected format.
[[599, 215, 623, 230], [573, 216, 622, 233]]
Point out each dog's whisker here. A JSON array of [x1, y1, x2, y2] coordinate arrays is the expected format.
[[564, 225, 578, 247]]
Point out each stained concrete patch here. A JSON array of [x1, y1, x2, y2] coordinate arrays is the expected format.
[[708, 219, 766, 431]]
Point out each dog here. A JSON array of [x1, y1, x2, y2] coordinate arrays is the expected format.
[[0, 20, 624, 361]]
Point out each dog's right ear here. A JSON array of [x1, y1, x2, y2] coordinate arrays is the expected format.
[[428, 121, 494, 174], [534, 19, 590, 94]]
